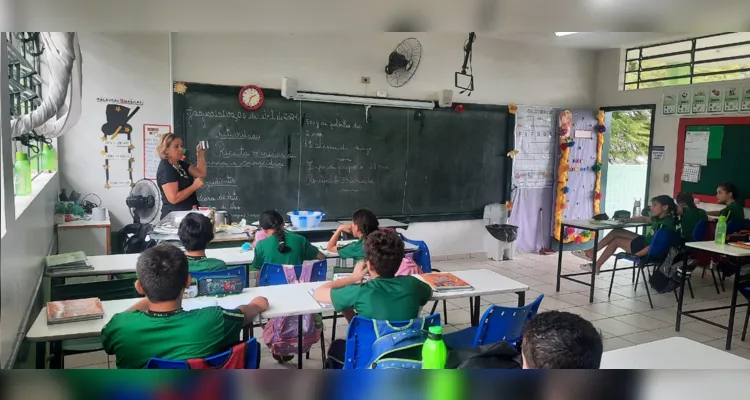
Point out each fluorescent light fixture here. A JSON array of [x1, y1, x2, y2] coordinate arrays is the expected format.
[[555, 32, 579, 37], [292, 92, 434, 110]]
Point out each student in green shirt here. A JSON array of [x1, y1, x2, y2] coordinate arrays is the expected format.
[[326, 209, 379, 269], [707, 183, 745, 224], [676, 192, 708, 241], [251, 210, 324, 271], [572, 195, 678, 275], [101, 244, 268, 369], [178, 212, 228, 272]]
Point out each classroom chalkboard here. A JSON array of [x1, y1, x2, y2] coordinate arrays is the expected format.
[[173, 83, 512, 221], [680, 123, 750, 207]]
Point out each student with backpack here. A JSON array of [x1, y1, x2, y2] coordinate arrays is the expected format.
[[326, 209, 379, 267], [676, 192, 708, 241], [178, 213, 228, 272], [250, 210, 325, 271]]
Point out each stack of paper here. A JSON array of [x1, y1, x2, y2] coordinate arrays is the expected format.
[[45, 251, 93, 272]]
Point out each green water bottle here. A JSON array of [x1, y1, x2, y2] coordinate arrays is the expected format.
[[715, 215, 727, 245], [41, 144, 57, 172], [14, 152, 32, 196], [422, 326, 448, 369]]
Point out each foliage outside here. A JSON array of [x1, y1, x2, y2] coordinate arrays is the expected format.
[[609, 110, 651, 165]]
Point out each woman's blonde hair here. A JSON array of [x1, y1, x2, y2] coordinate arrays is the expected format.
[[156, 133, 181, 160]]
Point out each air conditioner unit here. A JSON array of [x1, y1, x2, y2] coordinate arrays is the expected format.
[[281, 78, 434, 110]]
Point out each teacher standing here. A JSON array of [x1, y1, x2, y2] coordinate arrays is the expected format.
[[156, 133, 207, 220]]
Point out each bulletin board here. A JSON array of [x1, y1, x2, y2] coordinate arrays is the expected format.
[[674, 116, 750, 207]]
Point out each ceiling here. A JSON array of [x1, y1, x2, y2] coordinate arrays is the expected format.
[[495, 32, 699, 50]]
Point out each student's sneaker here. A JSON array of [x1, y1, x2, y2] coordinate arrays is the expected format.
[[572, 250, 592, 262]]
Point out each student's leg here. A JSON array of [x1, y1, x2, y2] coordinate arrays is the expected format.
[[585, 229, 638, 258], [594, 237, 637, 273]]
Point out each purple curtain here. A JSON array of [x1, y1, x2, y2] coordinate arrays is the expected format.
[[509, 187, 553, 252]]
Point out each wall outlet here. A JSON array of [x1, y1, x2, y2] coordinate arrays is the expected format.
[[663, 174, 670, 183], [361, 76, 371, 84]]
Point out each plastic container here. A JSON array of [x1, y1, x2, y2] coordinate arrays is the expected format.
[[422, 325, 447, 369], [287, 211, 325, 229], [41, 144, 57, 172], [715, 215, 727, 245], [13, 152, 32, 196]]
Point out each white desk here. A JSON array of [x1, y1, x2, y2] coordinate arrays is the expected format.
[[601, 337, 750, 369], [338, 218, 408, 229], [250, 221, 342, 233], [677, 241, 750, 350]]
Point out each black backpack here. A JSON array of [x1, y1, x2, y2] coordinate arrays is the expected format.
[[120, 223, 156, 254], [445, 341, 523, 369]]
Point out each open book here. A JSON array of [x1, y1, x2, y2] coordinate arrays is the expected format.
[[418, 273, 473, 292]]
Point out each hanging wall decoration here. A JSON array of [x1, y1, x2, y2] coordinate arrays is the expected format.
[[593, 110, 606, 215], [100, 102, 140, 189]]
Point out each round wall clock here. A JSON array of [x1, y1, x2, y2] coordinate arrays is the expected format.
[[239, 85, 264, 110]]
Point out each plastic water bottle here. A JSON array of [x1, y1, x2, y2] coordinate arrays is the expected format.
[[715, 216, 728, 245], [422, 326, 447, 369], [13, 152, 32, 196], [41, 144, 57, 172]]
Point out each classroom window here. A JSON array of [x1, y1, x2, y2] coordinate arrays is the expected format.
[[622, 32, 750, 91], [6, 32, 44, 180]]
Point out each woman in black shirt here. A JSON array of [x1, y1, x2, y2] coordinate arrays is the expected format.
[[155, 133, 207, 219]]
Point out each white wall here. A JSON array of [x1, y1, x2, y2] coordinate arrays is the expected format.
[[594, 49, 750, 218], [58, 33, 172, 231]]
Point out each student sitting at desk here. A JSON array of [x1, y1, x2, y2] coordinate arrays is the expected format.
[[326, 209, 379, 269], [101, 244, 268, 369], [178, 213, 228, 272], [706, 183, 744, 224], [251, 210, 325, 271], [572, 195, 678, 274], [676, 192, 708, 241]]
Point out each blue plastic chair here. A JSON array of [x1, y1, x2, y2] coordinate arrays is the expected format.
[[727, 220, 744, 235], [343, 314, 441, 369], [399, 234, 453, 324], [692, 219, 708, 241], [257, 260, 328, 287], [441, 295, 544, 350], [190, 265, 248, 288], [145, 338, 260, 369], [609, 229, 674, 309]]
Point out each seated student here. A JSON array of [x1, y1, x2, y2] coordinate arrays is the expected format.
[[251, 210, 325, 271], [178, 212, 227, 272], [522, 310, 603, 369], [101, 244, 268, 369], [706, 183, 745, 224], [326, 209, 379, 268], [572, 195, 678, 274], [676, 192, 708, 241]]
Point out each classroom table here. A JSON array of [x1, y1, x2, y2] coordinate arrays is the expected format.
[[676, 241, 750, 350], [29, 269, 528, 370], [600, 337, 750, 369], [337, 218, 408, 229], [556, 219, 648, 303]]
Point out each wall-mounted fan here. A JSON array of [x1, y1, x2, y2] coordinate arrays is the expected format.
[[126, 179, 161, 224], [385, 37, 422, 88]]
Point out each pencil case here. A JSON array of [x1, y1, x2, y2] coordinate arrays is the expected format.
[[197, 276, 244, 297]]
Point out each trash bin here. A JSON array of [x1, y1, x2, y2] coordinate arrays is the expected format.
[[483, 203, 517, 261]]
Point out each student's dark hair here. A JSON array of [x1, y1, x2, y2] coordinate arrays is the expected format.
[[676, 192, 697, 210], [651, 194, 678, 221], [522, 311, 603, 369], [177, 213, 214, 251], [364, 230, 405, 278], [136, 244, 189, 302], [719, 182, 740, 201], [259, 210, 290, 253], [352, 209, 379, 237]]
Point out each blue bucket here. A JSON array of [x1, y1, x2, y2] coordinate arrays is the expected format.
[[287, 211, 325, 229]]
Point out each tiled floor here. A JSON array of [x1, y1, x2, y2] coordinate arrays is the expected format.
[[65, 251, 750, 369]]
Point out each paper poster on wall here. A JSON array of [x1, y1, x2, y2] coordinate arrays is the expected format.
[[684, 130, 710, 166], [707, 87, 724, 113], [100, 103, 140, 189], [651, 145, 665, 160], [662, 92, 677, 115], [574, 128, 592, 138], [741, 87, 750, 112], [681, 164, 701, 183], [691, 89, 708, 114], [143, 124, 172, 180], [677, 90, 692, 114], [723, 87, 741, 112]]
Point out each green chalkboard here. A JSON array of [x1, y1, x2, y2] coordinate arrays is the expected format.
[[681, 124, 750, 205], [173, 83, 513, 221]]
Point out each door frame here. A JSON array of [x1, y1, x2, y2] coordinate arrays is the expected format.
[[599, 104, 657, 205]]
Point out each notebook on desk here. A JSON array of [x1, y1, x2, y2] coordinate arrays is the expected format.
[[46, 298, 104, 325], [418, 273, 473, 292]]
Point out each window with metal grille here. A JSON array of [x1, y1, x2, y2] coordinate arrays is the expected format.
[[6, 32, 44, 180], [623, 32, 750, 91]]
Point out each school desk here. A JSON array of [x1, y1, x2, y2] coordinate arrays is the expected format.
[[556, 219, 649, 303], [601, 337, 750, 369], [337, 218, 409, 229], [676, 241, 750, 350]]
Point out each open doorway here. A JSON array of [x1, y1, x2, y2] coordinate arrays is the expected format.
[[602, 105, 656, 217]]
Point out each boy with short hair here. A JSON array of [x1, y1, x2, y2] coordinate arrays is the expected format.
[[521, 311, 603, 369], [101, 244, 268, 369], [178, 212, 227, 272]]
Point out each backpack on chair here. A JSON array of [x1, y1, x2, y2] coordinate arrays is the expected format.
[[120, 223, 156, 254], [367, 318, 431, 369], [262, 264, 322, 357]]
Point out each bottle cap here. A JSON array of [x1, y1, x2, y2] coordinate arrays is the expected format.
[[428, 326, 443, 335]]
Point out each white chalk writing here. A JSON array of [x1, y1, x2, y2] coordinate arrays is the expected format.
[[216, 128, 261, 141], [186, 108, 298, 128], [304, 118, 363, 130], [304, 139, 347, 151], [207, 160, 285, 168], [252, 150, 297, 160]]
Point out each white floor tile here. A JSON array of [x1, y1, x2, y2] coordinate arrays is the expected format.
[[592, 318, 644, 336], [602, 337, 635, 351], [562, 307, 610, 322], [613, 314, 671, 331], [608, 298, 654, 313], [618, 330, 666, 345]]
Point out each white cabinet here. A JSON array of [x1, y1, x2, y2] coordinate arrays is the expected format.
[[57, 214, 112, 256]]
